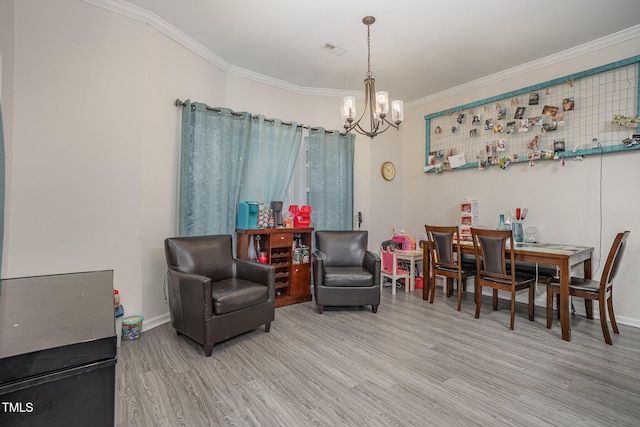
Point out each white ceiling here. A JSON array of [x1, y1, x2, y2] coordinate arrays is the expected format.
[[123, 0, 640, 103]]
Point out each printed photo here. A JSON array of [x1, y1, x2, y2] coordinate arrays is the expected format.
[[529, 92, 540, 105], [528, 116, 543, 126], [514, 106, 526, 119], [457, 113, 465, 124], [506, 121, 516, 134], [518, 119, 529, 132], [497, 108, 507, 120], [563, 97, 575, 111], [542, 105, 559, 116], [484, 119, 494, 130], [527, 150, 541, 160], [470, 129, 478, 137], [553, 139, 566, 152], [472, 115, 481, 125]]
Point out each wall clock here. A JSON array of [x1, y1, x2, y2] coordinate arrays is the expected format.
[[381, 161, 395, 181]]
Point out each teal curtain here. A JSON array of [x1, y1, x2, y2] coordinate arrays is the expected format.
[[0, 103, 4, 275], [179, 100, 251, 236], [239, 115, 302, 202], [308, 129, 354, 231]]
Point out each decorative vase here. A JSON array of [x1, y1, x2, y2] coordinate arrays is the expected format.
[[248, 236, 257, 261], [497, 214, 510, 231], [512, 222, 524, 243]]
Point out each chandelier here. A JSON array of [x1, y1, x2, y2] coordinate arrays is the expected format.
[[341, 16, 403, 138]]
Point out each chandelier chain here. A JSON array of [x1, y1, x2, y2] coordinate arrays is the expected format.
[[366, 23, 372, 78]]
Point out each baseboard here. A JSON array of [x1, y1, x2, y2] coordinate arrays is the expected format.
[[439, 278, 640, 329], [142, 312, 171, 331]]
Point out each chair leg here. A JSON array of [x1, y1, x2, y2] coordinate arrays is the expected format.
[[264, 322, 271, 333], [457, 278, 463, 311], [599, 297, 612, 345], [372, 305, 379, 313], [204, 342, 214, 357], [475, 285, 482, 319], [585, 299, 594, 319], [423, 274, 430, 301], [492, 289, 499, 310], [317, 305, 324, 314], [607, 294, 619, 334], [509, 291, 516, 330], [429, 274, 436, 304], [528, 286, 535, 321], [546, 290, 554, 329]]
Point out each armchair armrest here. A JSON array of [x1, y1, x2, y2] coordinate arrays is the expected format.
[[234, 259, 275, 301], [312, 249, 326, 287], [167, 268, 213, 323], [234, 259, 274, 286], [363, 251, 381, 286]]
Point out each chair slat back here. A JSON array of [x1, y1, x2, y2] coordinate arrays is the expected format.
[[601, 231, 630, 290], [425, 225, 459, 269], [471, 228, 512, 280], [381, 248, 395, 271]]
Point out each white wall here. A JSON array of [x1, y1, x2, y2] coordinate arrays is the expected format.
[[7, 0, 230, 324], [5, 0, 640, 330], [394, 35, 640, 326], [0, 0, 14, 277]]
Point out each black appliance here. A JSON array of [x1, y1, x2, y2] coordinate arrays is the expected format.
[[0, 271, 117, 426]]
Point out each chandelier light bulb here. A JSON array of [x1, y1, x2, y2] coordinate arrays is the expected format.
[[376, 91, 389, 116]]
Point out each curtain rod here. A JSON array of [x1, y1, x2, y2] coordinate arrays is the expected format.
[[175, 98, 346, 135]]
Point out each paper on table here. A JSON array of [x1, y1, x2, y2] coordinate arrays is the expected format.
[[448, 153, 466, 168]]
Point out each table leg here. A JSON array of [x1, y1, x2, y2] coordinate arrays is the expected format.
[[409, 256, 416, 291], [560, 260, 571, 341]]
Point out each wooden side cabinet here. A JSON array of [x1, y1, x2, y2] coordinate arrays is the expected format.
[[236, 227, 313, 307]]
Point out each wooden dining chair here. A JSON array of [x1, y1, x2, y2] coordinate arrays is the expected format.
[[424, 225, 477, 310], [546, 231, 630, 345], [471, 228, 536, 330], [380, 247, 411, 295]]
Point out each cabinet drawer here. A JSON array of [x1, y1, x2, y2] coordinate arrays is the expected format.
[[271, 233, 293, 248]]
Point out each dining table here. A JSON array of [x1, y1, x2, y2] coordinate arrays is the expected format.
[[456, 240, 594, 342]]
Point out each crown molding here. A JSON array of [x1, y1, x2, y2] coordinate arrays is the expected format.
[[84, 1, 639, 105], [405, 24, 640, 110], [82, 0, 232, 72]]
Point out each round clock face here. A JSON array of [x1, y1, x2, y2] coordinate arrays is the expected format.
[[381, 161, 395, 181]]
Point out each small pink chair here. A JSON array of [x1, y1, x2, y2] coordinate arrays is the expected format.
[[380, 248, 410, 295]]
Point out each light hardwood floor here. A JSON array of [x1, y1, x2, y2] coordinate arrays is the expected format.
[[116, 288, 640, 426]]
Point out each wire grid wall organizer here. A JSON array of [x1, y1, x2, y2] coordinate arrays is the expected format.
[[424, 56, 640, 173]]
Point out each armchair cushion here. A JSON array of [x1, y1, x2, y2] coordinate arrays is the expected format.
[[322, 266, 374, 287], [212, 278, 269, 315]]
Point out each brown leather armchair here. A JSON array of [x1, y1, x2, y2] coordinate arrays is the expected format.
[[164, 235, 275, 356], [312, 230, 381, 314]]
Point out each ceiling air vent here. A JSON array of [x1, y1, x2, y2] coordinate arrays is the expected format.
[[322, 42, 346, 56]]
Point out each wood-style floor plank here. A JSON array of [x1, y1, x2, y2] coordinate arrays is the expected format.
[[116, 288, 640, 426]]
